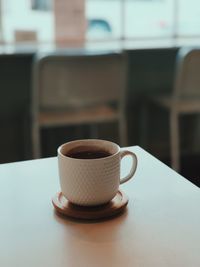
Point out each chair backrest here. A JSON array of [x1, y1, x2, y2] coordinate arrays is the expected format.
[[174, 47, 200, 99], [32, 50, 127, 112]]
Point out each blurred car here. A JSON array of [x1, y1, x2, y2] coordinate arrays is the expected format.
[[87, 19, 112, 38]]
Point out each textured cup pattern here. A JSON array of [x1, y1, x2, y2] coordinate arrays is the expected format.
[[58, 154, 120, 206]]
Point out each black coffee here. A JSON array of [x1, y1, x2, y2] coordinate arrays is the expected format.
[[66, 146, 111, 159]]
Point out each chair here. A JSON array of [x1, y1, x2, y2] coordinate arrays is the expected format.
[[143, 47, 200, 172], [31, 50, 128, 158]]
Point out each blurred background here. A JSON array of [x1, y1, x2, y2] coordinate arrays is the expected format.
[[0, 0, 199, 185], [1, 0, 200, 45]]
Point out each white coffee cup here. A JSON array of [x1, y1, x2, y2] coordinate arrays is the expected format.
[[58, 139, 137, 206]]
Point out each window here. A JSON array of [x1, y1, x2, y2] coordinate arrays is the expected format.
[[124, 0, 174, 38], [1, 0, 54, 44], [86, 0, 122, 39], [86, 0, 200, 41], [178, 0, 200, 36], [0, 0, 200, 46]]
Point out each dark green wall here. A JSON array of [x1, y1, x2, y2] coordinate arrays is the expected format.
[[127, 48, 178, 158], [0, 55, 32, 162]]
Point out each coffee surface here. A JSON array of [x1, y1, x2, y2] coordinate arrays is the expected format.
[[66, 147, 111, 159]]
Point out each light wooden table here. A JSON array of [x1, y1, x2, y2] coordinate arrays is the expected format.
[[0, 146, 200, 267]]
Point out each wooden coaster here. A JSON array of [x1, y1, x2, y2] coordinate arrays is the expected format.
[[52, 190, 129, 220]]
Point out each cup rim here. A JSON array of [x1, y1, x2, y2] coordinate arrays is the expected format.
[[57, 139, 120, 161]]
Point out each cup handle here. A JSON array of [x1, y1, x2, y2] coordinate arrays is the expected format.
[[119, 150, 137, 184]]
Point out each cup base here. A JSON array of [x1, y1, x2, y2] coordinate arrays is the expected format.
[[52, 190, 128, 221]]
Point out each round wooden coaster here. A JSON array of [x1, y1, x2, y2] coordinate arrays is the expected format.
[[52, 190, 129, 220]]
